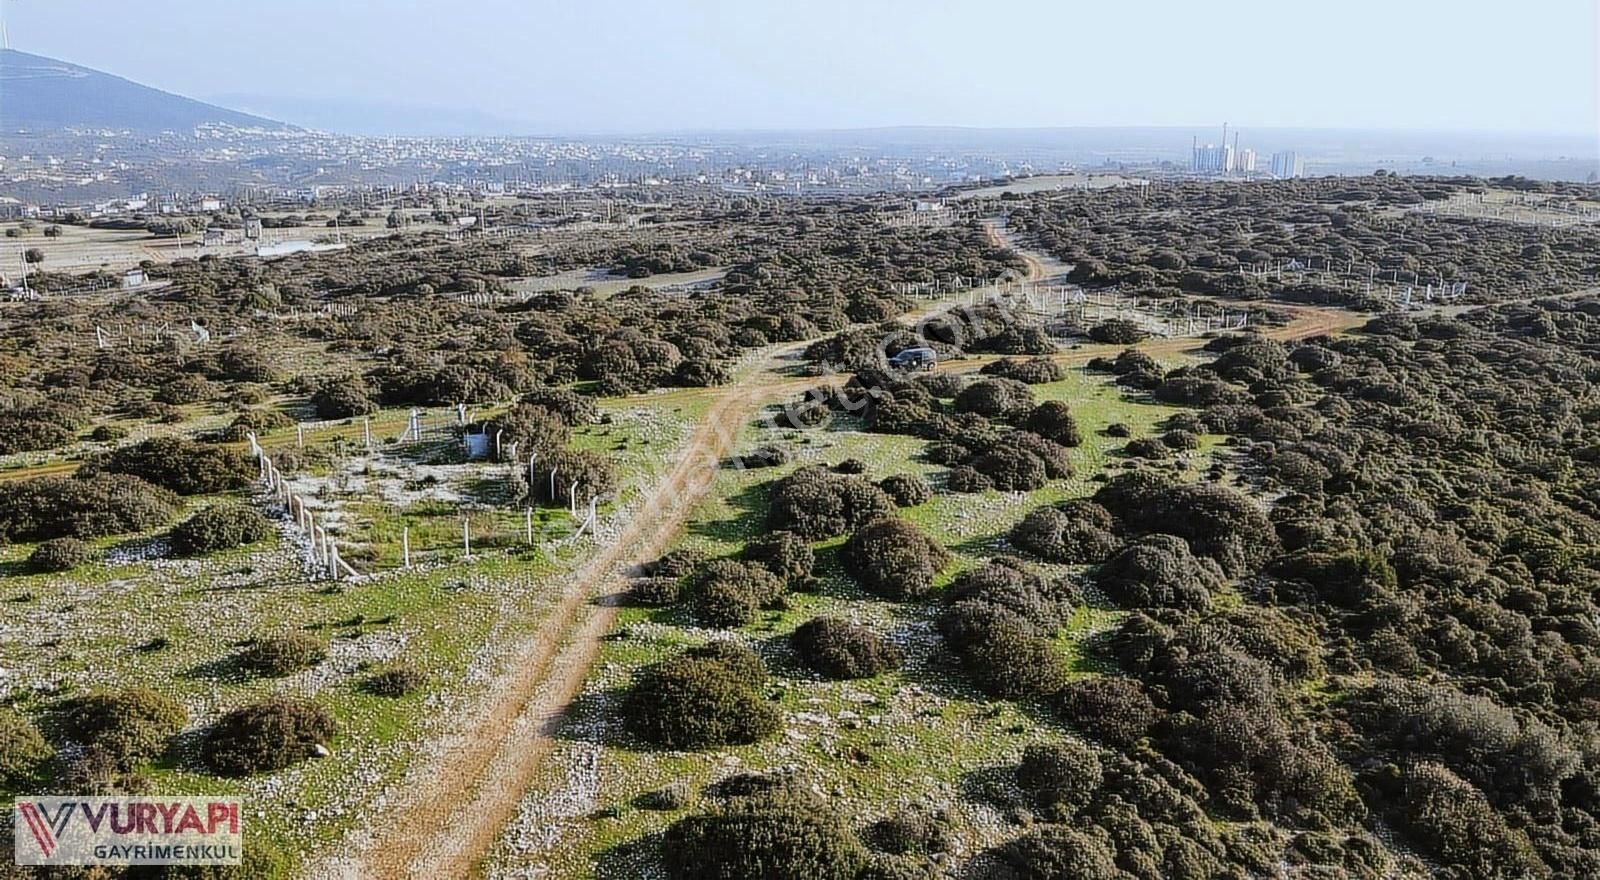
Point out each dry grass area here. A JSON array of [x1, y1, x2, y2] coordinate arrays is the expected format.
[[1, 214, 470, 276]]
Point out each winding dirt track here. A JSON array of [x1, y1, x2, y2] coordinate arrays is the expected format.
[[984, 216, 1049, 283], [307, 381, 773, 879], [307, 230, 1364, 880]]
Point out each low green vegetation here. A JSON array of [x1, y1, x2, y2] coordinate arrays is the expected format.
[[0, 385, 704, 866], [201, 698, 338, 777], [8, 176, 1600, 879], [488, 351, 1235, 876]]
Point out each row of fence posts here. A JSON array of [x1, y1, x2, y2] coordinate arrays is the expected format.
[[1415, 196, 1599, 227], [897, 273, 1240, 339], [432, 451, 598, 564], [292, 417, 376, 451], [264, 303, 357, 320], [912, 251, 1480, 317], [900, 253, 1480, 318], [247, 431, 358, 581], [249, 411, 604, 578], [1236, 258, 1469, 303]]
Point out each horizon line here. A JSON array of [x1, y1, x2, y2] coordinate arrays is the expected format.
[[271, 121, 1598, 142]]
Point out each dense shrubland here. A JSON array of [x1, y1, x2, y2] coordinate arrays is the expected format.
[[25, 536, 95, 572], [56, 687, 187, 774], [791, 616, 903, 680], [877, 473, 932, 507], [0, 472, 181, 543], [938, 558, 1074, 698], [0, 400, 84, 455], [663, 780, 868, 880], [0, 707, 53, 789], [765, 465, 895, 540], [842, 517, 953, 601], [237, 633, 327, 676], [621, 642, 780, 750], [0, 206, 1022, 447], [10, 181, 1600, 878], [684, 559, 788, 628], [741, 530, 816, 584], [169, 504, 273, 556], [1008, 500, 1118, 564], [801, 299, 1053, 376], [88, 436, 255, 495], [1008, 176, 1600, 309], [776, 368, 1080, 497], [977, 295, 1600, 878], [362, 665, 427, 697], [200, 698, 338, 776]]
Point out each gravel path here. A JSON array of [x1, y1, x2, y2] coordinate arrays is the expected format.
[[303, 373, 776, 879]]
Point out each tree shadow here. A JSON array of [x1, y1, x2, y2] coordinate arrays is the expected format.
[[181, 652, 250, 683], [803, 547, 883, 603], [956, 850, 1015, 879], [161, 726, 211, 775], [594, 831, 664, 880], [545, 683, 631, 749], [804, 409, 863, 434], [750, 630, 808, 681], [103, 535, 169, 564], [958, 762, 1027, 813], [589, 585, 629, 609], [129, 635, 173, 654], [749, 405, 795, 431], [460, 474, 514, 506], [303, 611, 398, 632], [194, 572, 311, 594], [871, 594, 1081, 729], [384, 439, 467, 467], [888, 630, 1008, 706], [1065, 628, 1122, 677], [614, 601, 698, 630], [948, 530, 1014, 558], [684, 481, 770, 545]]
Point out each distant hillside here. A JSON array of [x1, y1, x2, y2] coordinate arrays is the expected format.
[[0, 48, 291, 132]]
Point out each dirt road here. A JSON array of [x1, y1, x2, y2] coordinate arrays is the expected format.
[[984, 216, 1051, 283], [306, 379, 773, 879]]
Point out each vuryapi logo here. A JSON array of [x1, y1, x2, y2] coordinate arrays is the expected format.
[[16, 800, 71, 859], [13, 797, 242, 866]]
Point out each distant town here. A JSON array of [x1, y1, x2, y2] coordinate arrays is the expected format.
[[4, 113, 1594, 218]]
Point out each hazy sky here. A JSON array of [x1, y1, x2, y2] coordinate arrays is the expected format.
[[3, 0, 1596, 135]]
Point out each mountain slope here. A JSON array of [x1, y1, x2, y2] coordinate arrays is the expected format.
[[0, 48, 291, 132], [207, 93, 544, 136]]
